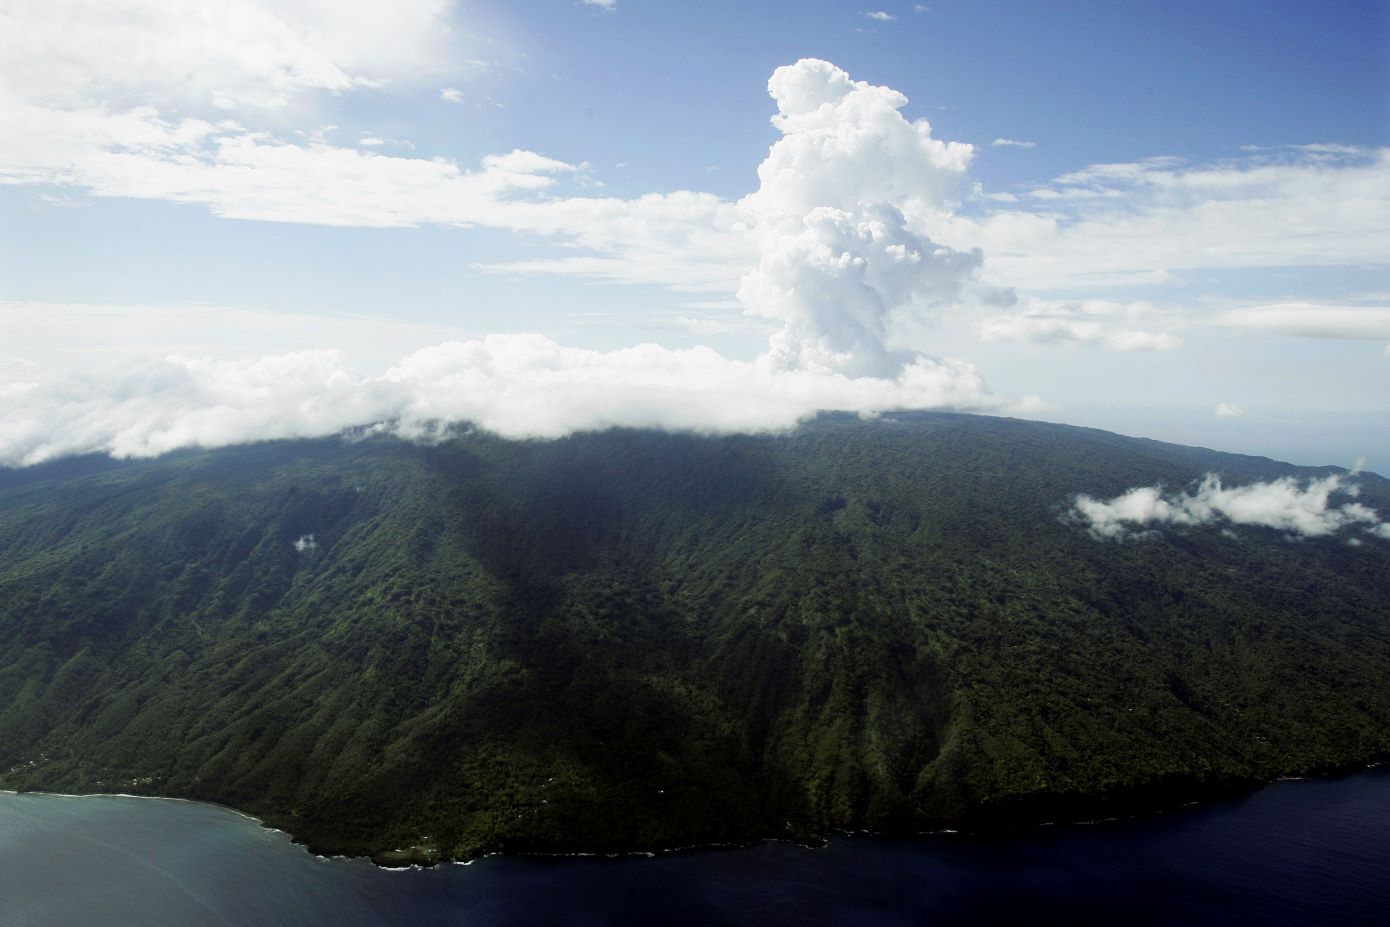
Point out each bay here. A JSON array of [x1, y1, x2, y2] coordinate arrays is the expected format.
[[2, 768, 1388, 926]]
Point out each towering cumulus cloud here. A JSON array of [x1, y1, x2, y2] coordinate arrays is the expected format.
[[0, 60, 1011, 467], [1073, 473, 1390, 541], [741, 59, 992, 377]]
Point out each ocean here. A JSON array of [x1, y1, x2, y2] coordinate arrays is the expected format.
[[2, 768, 1387, 926]]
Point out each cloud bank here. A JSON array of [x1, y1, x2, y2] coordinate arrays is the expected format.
[[0, 338, 1001, 467], [1073, 473, 1390, 541]]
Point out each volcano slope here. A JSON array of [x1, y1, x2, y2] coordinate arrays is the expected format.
[[1, 413, 1388, 862]]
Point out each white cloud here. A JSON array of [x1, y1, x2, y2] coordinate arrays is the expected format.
[[736, 59, 987, 376], [937, 148, 1390, 291], [1237, 143, 1364, 156], [6, 33, 1385, 333], [6, 34, 1385, 464], [751, 59, 974, 217], [1073, 473, 1390, 541], [37, 193, 88, 208], [357, 135, 414, 150], [1104, 330, 1180, 351], [990, 138, 1036, 149], [979, 314, 1101, 345], [0, 100, 589, 228], [1215, 402, 1245, 419], [1216, 303, 1390, 342], [293, 534, 318, 552], [0, 338, 1001, 467], [491, 60, 992, 372], [0, 0, 453, 110], [979, 298, 1180, 351], [1, 58, 1017, 466], [3, 61, 1027, 472], [2, 2, 1385, 337], [582, 0, 617, 10], [0, 62, 1014, 470], [0, 300, 476, 370], [671, 315, 774, 336], [864, 11, 897, 22], [742, 204, 986, 376]]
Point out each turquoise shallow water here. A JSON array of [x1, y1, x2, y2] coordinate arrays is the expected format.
[[2, 768, 1388, 926]]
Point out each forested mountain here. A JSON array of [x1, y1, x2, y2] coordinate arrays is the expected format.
[[1, 413, 1387, 863]]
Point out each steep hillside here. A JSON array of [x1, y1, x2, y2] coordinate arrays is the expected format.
[[1, 413, 1388, 862]]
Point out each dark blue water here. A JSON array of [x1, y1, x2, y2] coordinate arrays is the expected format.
[[3, 768, 1388, 926]]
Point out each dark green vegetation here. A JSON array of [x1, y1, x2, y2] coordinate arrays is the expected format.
[[1, 413, 1388, 863]]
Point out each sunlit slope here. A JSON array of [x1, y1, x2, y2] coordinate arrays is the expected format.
[[1, 413, 1387, 861]]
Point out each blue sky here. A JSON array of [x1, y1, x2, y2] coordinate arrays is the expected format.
[[2, 0, 1388, 467]]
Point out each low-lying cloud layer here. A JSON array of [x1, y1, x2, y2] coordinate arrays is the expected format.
[[1073, 473, 1390, 541], [0, 337, 1004, 466]]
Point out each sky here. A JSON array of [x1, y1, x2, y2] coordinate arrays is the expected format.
[[2, 0, 1388, 469]]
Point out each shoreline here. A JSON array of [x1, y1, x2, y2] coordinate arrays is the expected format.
[[6, 759, 1386, 870]]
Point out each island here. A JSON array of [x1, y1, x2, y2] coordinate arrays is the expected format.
[[2, 413, 1388, 864]]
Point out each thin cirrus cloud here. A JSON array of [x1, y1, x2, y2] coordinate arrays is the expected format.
[[979, 315, 1180, 352], [0, 300, 476, 372], [990, 138, 1036, 149], [1216, 303, 1390, 344], [978, 298, 1181, 352], [931, 149, 1390, 292], [1073, 474, 1390, 541]]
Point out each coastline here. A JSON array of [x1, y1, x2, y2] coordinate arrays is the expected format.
[[7, 758, 1386, 870]]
